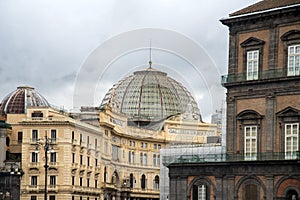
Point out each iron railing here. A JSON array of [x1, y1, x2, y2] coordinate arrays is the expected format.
[[162, 151, 300, 165], [221, 68, 297, 85]]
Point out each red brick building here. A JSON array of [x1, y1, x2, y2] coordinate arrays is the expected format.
[[166, 0, 300, 199]]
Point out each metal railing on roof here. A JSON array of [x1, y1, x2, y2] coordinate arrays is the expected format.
[[162, 151, 300, 165]]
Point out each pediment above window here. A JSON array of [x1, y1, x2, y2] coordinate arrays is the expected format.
[[240, 37, 265, 47], [281, 30, 300, 41], [237, 110, 263, 120], [28, 168, 39, 174], [237, 110, 263, 126], [277, 107, 300, 117]]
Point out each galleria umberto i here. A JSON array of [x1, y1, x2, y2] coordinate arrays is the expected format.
[[0, 66, 220, 200]]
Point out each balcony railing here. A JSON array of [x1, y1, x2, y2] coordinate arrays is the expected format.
[[221, 68, 300, 85], [162, 151, 300, 165]]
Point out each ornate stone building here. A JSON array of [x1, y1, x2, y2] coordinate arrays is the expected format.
[[0, 66, 220, 200], [166, 0, 300, 199]]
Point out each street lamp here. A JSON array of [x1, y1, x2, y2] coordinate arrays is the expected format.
[[34, 134, 54, 200]]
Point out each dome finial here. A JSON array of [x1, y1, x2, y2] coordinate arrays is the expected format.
[[148, 40, 152, 69]]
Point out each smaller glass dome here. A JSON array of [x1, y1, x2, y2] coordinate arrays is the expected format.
[[0, 86, 50, 115]]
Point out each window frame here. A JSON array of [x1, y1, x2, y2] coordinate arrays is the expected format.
[[31, 152, 38, 163], [31, 176, 38, 186], [50, 176, 56, 186], [246, 50, 259, 80], [285, 123, 299, 159], [240, 37, 265, 81], [244, 125, 258, 160], [287, 44, 300, 76], [281, 30, 300, 77]]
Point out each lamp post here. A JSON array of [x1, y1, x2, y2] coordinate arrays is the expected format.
[[34, 134, 54, 200]]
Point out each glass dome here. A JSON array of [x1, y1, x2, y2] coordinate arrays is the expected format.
[[100, 67, 202, 129], [0, 86, 50, 115]]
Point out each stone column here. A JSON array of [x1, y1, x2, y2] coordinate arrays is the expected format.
[[226, 96, 236, 154], [266, 175, 274, 200], [265, 94, 276, 152], [169, 176, 177, 200], [215, 176, 223, 200], [169, 176, 186, 200], [224, 175, 235, 200]]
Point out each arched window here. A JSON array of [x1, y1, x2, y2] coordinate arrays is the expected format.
[[154, 175, 159, 190], [112, 171, 120, 186], [141, 174, 146, 189], [286, 189, 298, 200]]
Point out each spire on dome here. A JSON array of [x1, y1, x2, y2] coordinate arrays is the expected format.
[[148, 40, 152, 69]]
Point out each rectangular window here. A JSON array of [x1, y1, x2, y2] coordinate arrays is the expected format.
[[31, 176, 37, 186], [287, 45, 300, 76], [143, 154, 147, 165], [72, 131, 75, 141], [50, 152, 56, 163], [32, 130, 38, 142], [87, 178, 90, 187], [32, 152, 38, 163], [245, 184, 259, 200], [153, 144, 157, 149], [31, 196, 37, 200], [198, 184, 206, 200], [49, 196, 55, 200], [80, 177, 83, 186], [95, 180, 98, 188], [153, 154, 157, 166], [158, 144, 161, 149], [51, 130, 57, 143], [80, 133, 83, 144], [80, 155, 83, 165], [112, 145, 120, 161], [285, 123, 299, 159], [18, 132, 23, 143], [244, 126, 257, 160], [72, 176, 75, 186], [95, 159, 98, 166], [87, 156, 90, 166], [247, 50, 259, 80], [72, 153, 75, 163], [50, 176, 56, 186], [128, 151, 131, 163], [140, 153, 143, 165], [131, 152, 135, 164]]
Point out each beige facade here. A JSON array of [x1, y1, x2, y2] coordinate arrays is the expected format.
[[1, 81, 219, 200]]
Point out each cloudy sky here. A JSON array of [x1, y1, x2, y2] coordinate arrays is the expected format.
[[0, 0, 259, 122]]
